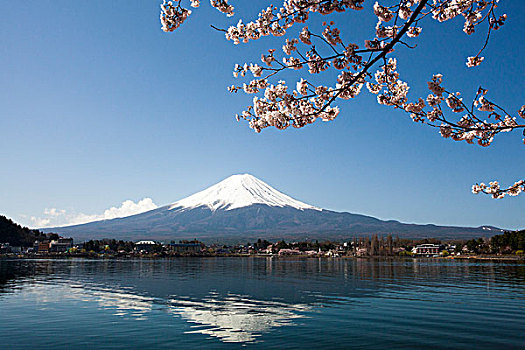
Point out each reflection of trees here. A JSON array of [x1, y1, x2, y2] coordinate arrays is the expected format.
[[0, 259, 60, 295], [1, 258, 524, 303]]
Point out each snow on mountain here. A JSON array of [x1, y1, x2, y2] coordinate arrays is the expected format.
[[168, 174, 321, 212]]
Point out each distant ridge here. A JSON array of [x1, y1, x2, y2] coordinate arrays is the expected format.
[[43, 174, 502, 242]]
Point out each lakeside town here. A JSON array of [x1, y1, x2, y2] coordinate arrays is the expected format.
[[1, 231, 524, 260], [1, 215, 523, 260]]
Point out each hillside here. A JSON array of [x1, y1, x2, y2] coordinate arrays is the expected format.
[[0, 216, 48, 246]]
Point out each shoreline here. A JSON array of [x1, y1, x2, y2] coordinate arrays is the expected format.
[[1, 254, 523, 262]]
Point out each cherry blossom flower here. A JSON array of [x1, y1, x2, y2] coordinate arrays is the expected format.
[[299, 27, 311, 45], [210, 0, 234, 17], [466, 56, 484, 67], [160, 1, 192, 33]]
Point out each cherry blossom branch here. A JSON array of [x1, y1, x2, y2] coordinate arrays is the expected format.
[[472, 180, 525, 199], [317, 0, 428, 116], [159, 0, 524, 198]]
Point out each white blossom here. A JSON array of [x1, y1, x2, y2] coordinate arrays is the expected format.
[[466, 56, 484, 67]]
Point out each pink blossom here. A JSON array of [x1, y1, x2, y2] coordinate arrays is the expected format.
[[466, 56, 484, 67]]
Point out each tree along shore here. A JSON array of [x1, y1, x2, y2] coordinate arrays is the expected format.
[[2, 215, 523, 260]]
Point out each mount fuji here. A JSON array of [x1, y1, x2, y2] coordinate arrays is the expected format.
[[44, 174, 498, 242]]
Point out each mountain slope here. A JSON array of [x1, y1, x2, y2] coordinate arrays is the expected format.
[[43, 174, 499, 241]]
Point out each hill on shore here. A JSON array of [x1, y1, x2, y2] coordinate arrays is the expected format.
[[0, 216, 51, 246]]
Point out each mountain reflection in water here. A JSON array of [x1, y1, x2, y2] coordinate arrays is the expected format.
[[0, 258, 524, 349], [9, 278, 307, 342], [169, 293, 308, 343]]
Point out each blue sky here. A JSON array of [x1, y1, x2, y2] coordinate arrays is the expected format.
[[1, 1, 524, 230]]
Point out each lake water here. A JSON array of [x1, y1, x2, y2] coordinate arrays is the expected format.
[[0, 258, 524, 349]]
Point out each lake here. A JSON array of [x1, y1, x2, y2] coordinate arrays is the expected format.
[[0, 258, 524, 349]]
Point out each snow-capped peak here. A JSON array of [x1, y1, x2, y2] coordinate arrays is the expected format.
[[169, 174, 320, 212]]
